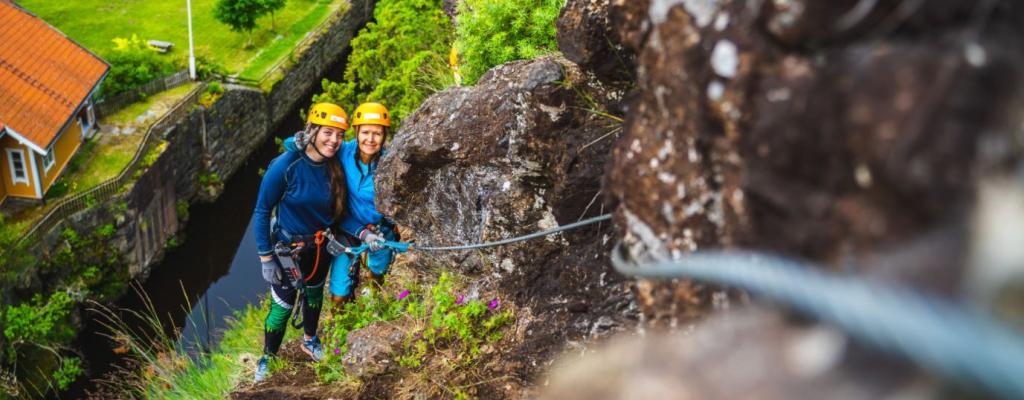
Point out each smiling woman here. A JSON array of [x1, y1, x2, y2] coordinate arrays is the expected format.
[[16, 0, 343, 80]]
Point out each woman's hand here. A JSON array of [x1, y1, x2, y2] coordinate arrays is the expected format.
[[261, 256, 282, 285], [359, 227, 386, 251]]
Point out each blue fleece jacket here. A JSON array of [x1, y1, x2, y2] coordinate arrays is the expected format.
[[284, 137, 386, 237], [252, 149, 336, 256]]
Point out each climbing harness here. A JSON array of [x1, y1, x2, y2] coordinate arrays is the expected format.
[[274, 229, 330, 329], [609, 247, 1024, 400]]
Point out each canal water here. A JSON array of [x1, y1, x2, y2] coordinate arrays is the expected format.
[[67, 49, 352, 398]]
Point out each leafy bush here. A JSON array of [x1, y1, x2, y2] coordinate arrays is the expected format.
[[315, 272, 512, 382], [199, 81, 225, 107], [103, 35, 179, 96], [44, 180, 70, 200], [194, 54, 228, 80], [314, 0, 454, 130], [2, 291, 77, 364], [455, 0, 564, 85]]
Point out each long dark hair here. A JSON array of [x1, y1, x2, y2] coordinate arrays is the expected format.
[[307, 124, 347, 220]]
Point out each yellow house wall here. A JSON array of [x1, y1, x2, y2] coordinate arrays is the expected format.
[[40, 123, 83, 191], [0, 136, 39, 198], [0, 151, 6, 203]]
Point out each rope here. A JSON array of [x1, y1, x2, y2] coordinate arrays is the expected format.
[[338, 214, 612, 255], [411, 214, 611, 251], [609, 246, 1024, 399]]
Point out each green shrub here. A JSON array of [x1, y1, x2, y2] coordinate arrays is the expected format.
[[314, 272, 512, 383], [45, 180, 70, 200], [198, 172, 222, 188], [102, 35, 179, 96], [2, 291, 77, 365], [199, 82, 225, 107], [194, 54, 228, 80], [314, 0, 454, 131], [176, 200, 191, 222], [455, 0, 564, 85]]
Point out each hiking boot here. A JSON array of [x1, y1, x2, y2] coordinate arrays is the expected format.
[[301, 335, 324, 362], [254, 355, 270, 383]]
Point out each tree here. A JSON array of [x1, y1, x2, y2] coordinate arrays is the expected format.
[[214, 0, 266, 48], [261, 0, 287, 32]]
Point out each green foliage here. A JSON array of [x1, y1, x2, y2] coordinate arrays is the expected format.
[[402, 272, 512, 367], [94, 223, 115, 238], [95, 295, 285, 399], [314, 0, 454, 130], [198, 172, 222, 188], [46, 228, 128, 300], [176, 200, 191, 222], [52, 356, 81, 391], [103, 35, 179, 96], [83, 193, 98, 209], [455, 0, 564, 85], [315, 272, 513, 382], [45, 180, 70, 200], [2, 291, 77, 364], [262, 0, 288, 31], [214, 0, 265, 46], [199, 81, 225, 107], [194, 54, 228, 80], [0, 217, 34, 284]]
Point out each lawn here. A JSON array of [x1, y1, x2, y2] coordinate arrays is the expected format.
[[17, 0, 343, 81], [57, 83, 199, 195]]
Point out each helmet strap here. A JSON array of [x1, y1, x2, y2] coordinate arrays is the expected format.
[[307, 126, 331, 161]]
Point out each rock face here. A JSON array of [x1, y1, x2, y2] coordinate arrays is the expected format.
[[376, 55, 635, 383], [557, 0, 635, 81], [540, 307, 928, 400], [607, 0, 1024, 325], [342, 322, 405, 378]]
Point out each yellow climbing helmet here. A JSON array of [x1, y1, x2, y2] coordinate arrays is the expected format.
[[307, 102, 349, 130], [352, 102, 391, 127]]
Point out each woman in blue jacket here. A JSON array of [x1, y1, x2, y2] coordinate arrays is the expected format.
[[284, 102, 398, 305], [251, 102, 350, 382]]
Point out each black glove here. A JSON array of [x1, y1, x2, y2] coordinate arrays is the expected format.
[[261, 257, 283, 285]]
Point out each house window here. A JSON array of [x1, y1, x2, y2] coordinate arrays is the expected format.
[[42, 147, 55, 172], [6, 148, 29, 185], [78, 100, 96, 132]]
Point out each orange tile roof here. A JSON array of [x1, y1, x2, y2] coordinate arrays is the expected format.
[[0, 0, 108, 152]]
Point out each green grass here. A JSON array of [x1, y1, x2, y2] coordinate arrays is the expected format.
[[94, 296, 297, 399], [238, 0, 346, 82], [18, 0, 342, 80], [142, 303, 269, 399], [51, 83, 198, 199], [105, 83, 198, 126]]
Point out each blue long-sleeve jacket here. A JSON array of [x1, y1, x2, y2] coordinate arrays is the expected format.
[[284, 137, 386, 237], [252, 149, 336, 256]]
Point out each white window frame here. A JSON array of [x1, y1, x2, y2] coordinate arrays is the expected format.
[[42, 146, 56, 172], [7, 148, 29, 185]]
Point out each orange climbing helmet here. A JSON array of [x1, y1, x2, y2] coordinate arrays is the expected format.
[[307, 102, 349, 130], [352, 102, 391, 127]]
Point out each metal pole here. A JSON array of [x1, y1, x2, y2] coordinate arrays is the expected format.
[[187, 0, 196, 80]]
